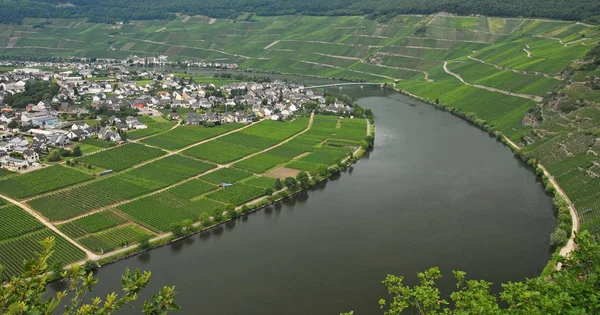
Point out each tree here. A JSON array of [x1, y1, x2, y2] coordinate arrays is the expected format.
[[203, 120, 215, 127], [120, 131, 128, 141], [375, 231, 600, 315], [226, 204, 237, 219], [315, 164, 329, 177], [198, 212, 211, 227], [47, 150, 62, 162], [169, 222, 183, 237], [138, 234, 152, 249], [296, 171, 309, 188], [283, 177, 297, 190], [212, 208, 224, 222], [72, 145, 82, 157], [0, 237, 179, 314], [181, 219, 194, 234], [264, 187, 274, 196], [7, 120, 18, 129], [274, 178, 283, 190]]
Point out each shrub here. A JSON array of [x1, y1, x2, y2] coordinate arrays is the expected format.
[[550, 228, 568, 247]]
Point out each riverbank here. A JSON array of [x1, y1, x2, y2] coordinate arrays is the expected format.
[[57, 117, 373, 274], [392, 84, 579, 265]]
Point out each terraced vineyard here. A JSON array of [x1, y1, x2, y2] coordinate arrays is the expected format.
[[1, 12, 599, 268]]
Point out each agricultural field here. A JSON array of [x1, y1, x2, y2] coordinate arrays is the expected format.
[[77, 143, 166, 171], [28, 155, 215, 221], [118, 191, 226, 232], [167, 179, 217, 199], [232, 153, 288, 173], [0, 204, 44, 240], [200, 167, 253, 184], [0, 229, 86, 279], [205, 183, 267, 205], [78, 224, 152, 253], [141, 123, 243, 150], [0, 165, 94, 199], [58, 210, 128, 238], [182, 118, 309, 163]]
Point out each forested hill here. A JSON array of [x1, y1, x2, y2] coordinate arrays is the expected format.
[[2, 0, 600, 24]]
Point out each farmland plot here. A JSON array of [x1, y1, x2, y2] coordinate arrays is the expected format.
[[205, 183, 266, 205], [0, 205, 44, 240], [0, 229, 86, 279], [78, 143, 166, 171], [141, 123, 243, 150], [0, 165, 93, 199], [58, 210, 127, 238], [79, 224, 152, 252]]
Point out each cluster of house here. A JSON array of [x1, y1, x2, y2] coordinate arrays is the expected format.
[[0, 134, 42, 171]]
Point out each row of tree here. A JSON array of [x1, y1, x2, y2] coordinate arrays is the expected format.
[[1, 0, 599, 25]]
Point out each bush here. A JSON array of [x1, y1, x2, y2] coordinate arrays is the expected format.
[[47, 150, 61, 162], [83, 260, 99, 272], [138, 234, 151, 249], [550, 228, 568, 247]]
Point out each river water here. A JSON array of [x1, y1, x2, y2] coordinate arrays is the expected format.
[[50, 87, 555, 314]]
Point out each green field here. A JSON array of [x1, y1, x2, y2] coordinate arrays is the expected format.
[[200, 167, 253, 184], [205, 183, 266, 205], [0, 165, 94, 199], [0, 229, 86, 279], [58, 210, 128, 238], [79, 224, 152, 253], [0, 204, 44, 240], [77, 143, 166, 171], [141, 123, 243, 150]]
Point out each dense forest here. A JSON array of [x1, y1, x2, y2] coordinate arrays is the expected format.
[[0, 0, 599, 24]]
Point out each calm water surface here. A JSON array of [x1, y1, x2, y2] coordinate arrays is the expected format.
[[51, 89, 555, 314]]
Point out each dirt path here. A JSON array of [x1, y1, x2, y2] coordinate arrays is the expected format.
[[503, 136, 579, 258], [0, 193, 97, 259], [523, 44, 532, 58], [443, 61, 543, 102], [113, 35, 249, 59], [467, 56, 561, 80], [91, 112, 371, 263], [364, 60, 433, 82], [264, 40, 280, 50], [24, 120, 262, 203], [298, 60, 399, 81], [539, 164, 579, 257], [314, 52, 360, 60], [54, 114, 314, 225]]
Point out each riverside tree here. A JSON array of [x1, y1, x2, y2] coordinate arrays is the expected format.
[[0, 237, 179, 314]]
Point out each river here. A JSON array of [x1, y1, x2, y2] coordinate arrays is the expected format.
[[50, 87, 555, 314]]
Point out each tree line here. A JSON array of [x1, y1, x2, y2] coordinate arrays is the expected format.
[[1, 0, 599, 25]]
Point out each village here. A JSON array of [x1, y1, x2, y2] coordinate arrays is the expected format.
[[0, 63, 354, 173]]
